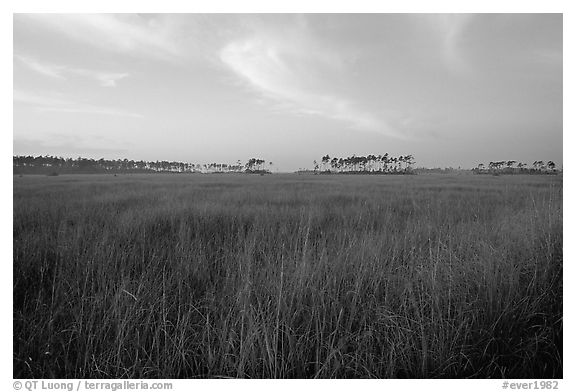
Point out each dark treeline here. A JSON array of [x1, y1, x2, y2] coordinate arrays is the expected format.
[[13, 155, 561, 176], [473, 160, 559, 175], [13, 155, 270, 175], [313, 154, 415, 174]]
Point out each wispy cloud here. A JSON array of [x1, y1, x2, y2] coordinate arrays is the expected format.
[[219, 34, 396, 135], [18, 14, 182, 62], [14, 136, 130, 156], [14, 90, 143, 118], [72, 69, 129, 88], [15, 54, 130, 87], [422, 14, 474, 72], [15, 54, 65, 79]]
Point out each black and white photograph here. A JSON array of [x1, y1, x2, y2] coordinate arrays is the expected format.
[[9, 4, 566, 385]]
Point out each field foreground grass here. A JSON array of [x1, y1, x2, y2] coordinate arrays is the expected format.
[[13, 173, 562, 378]]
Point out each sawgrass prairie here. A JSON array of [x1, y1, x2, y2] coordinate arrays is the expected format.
[[13, 173, 562, 378]]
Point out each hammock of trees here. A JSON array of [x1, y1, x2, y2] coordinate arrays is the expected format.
[[313, 154, 415, 174], [472, 160, 558, 175]]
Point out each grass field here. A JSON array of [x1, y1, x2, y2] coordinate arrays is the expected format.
[[13, 173, 562, 378]]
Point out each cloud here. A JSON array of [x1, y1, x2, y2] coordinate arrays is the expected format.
[[18, 14, 182, 62], [14, 54, 65, 79], [14, 136, 130, 157], [422, 14, 474, 72], [96, 73, 129, 88], [219, 34, 396, 135], [14, 90, 143, 118], [15, 54, 129, 87], [72, 69, 130, 88]]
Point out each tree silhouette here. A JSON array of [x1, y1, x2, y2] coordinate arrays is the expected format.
[[309, 153, 416, 175], [472, 159, 556, 175], [321, 155, 330, 172]]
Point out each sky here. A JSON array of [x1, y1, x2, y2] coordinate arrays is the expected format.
[[13, 13, 562, 171]]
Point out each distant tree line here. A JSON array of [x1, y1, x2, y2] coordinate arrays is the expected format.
[[313, 154, 415, 174], [13, 155, 270, 175], [472, 160, 559, 175]]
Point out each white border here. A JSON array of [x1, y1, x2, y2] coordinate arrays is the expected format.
[[3, 1, 572, 390]]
